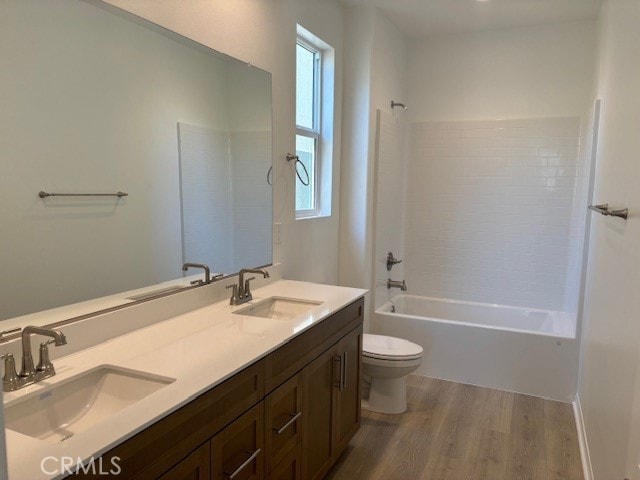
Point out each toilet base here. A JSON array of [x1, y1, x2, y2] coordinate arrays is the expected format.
[[361, 376, 408, 414]]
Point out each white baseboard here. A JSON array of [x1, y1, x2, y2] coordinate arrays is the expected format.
[[573, 395, 594, 480]]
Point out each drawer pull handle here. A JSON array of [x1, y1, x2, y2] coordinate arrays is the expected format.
[[225, 448, 261, 479], [341, 351, 348, 391], [274, 411, 302, 435], [333, 355, 342, 388]]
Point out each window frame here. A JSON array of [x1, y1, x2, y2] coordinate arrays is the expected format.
[[295, 37, 322, 218]]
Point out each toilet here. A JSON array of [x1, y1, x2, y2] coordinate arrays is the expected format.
[[361, 334, 423, 414]]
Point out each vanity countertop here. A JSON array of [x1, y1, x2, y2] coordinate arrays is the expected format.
[[3, 280, 367, 480]]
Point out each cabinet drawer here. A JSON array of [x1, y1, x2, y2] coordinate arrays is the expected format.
[[79, 360, 264, 480], [156, 443, 210, 480], [211, 403, 264, 480], [266, 444, 302, 480], [264, 298, 363, 392], [264, 372, 303, 473]]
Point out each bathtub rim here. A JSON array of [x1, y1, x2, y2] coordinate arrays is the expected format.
[[376, 294, 576, 339]]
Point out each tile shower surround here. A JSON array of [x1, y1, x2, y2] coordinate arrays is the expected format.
[[374, 112, 407, 309], [378, 117, 588, 311], [180, 125, 271, 274]]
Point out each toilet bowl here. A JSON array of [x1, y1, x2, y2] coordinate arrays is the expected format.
[[361, 334, 423, 414]]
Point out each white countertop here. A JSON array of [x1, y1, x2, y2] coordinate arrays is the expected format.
[[4, 280, 366, 480]]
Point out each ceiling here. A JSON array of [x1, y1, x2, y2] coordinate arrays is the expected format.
[[339, 0, 603, 38]]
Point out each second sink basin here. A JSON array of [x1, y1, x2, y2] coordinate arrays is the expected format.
[[234, 296, 322, 320], [4, 366, 175, 444]]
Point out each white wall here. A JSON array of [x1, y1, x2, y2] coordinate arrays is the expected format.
[[102, 0, 345, 287], [407, 21, 597, 122], [577, 1, 640, 479], [339, 7, 408, 325], [370, 12, 409, 120], [339, 6, 375, 294]]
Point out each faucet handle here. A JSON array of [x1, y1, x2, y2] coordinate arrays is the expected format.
[[386, 252, 403, 271], [226, 284, 239, 305], [1, 353, 19, 390], [36, 341, 55, 375], [244, 277, 256, 298]]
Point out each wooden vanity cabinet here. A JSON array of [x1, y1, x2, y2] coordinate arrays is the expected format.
[[264, 372, 304, 474], [156, 443, 210, 480], [266, 444, 302, 480], [302, 326, 363, 480], [73, 297, 363, 480], [302, 345, 340, 480], [211, 404, 264, 480], [333, 327, 362, 456]]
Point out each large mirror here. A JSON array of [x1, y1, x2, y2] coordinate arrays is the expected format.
[[0, 0, 273, 326]]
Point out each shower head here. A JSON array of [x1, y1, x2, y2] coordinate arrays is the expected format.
[[391, 100, 407, 111]]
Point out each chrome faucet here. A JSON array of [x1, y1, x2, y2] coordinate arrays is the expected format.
[[183, 262, 222, 285], [2, 326, 67, 392], [227, 268, 270, 305], [387, 279, 407, 291]]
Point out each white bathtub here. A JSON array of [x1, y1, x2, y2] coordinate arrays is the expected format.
[[371, 295, 579, 401]]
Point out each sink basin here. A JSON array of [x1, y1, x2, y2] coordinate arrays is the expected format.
[[4, 366, 175, 443], [233, 296, 322, 321]]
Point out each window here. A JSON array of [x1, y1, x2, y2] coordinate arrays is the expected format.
[[295, 40, 320, 214], [295, 26, 334, 219]]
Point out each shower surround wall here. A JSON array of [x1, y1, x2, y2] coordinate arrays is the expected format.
[[404, 117, 588, 314], [179, 124, 272, 275], [373, 110, 407, 309]]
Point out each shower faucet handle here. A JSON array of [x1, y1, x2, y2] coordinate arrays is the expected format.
[[386, 252, 403, 271]]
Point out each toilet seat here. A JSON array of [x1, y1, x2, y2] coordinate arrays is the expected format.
[[362, 334, 423, 361]]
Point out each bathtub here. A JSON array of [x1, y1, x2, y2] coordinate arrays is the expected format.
[[371, 295, 579, 402]]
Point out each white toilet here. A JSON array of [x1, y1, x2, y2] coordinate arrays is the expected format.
[[361, 334, 423, 414]]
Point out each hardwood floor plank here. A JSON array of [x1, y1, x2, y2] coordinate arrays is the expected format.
[[326, 375, 583, 480], [543, 400, 584, 480], [377, 377, 459, 479], [504, 393, 547, 480]]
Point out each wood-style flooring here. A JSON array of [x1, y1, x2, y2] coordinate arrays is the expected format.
[[326, 375, 583, 480]]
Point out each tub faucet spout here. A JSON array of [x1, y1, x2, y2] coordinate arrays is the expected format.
[[387, 279, 407, 291]]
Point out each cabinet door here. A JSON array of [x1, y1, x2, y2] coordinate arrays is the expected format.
[[157, 443, 210, 480], [264, 372, 303, 473], [211, 403, 264, 480], [302, 344, 340, 480], [333, 326, 363, 455], [266, 444, 301, 480]]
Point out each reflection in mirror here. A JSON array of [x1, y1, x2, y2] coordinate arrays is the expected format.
[[0, 0, 272, 325]]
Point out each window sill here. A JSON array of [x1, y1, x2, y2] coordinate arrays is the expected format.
[[295, 211, 331, 221]]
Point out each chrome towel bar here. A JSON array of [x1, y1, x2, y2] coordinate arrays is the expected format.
[[588, 203, 628, 220], [39, 191, 128, 198]]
